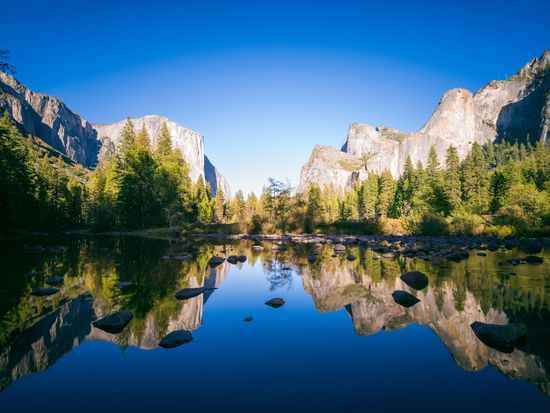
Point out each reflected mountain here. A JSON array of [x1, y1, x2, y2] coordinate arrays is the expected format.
[[0, 236, 549, 396]]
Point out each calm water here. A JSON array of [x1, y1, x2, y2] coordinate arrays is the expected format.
[[0, 235, 549, 412]]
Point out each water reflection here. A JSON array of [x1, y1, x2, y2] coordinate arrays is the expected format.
[[0, 236, 549, 397]]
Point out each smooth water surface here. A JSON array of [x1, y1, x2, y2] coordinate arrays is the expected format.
[[0, 235, 549, 412]]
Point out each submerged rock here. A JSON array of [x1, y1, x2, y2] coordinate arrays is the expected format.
[[209, 256, 226, 267], [392, 290, 420, 308], [347, 254, 357, 261], [175, 287, 215, 300], [243, 316, 253, 322], [400, 271, 428, 291], [115, 281, 134, 288], [25, 270, 45, 277], [521, 241, 542, 254], [265, 298, 285, 308], [31, 287, 59, 296], [524, 255, 543, 264], [92, 311, 133, 334], [45, 276, 64, 286], [159, 330, 194, 348], [237, 255, 247, 263], [470, 321, 528, 353], [307, 254, 317, 263], [227, 255, 239, 264]]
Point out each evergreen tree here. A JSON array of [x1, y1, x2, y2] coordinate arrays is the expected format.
[[118, 118, 136, 157], [443, 145, 461, 213], [136, 122, 152, 151], [376, 169, 394, 218], [156, 121, 173, 158], [304, 183, 322, 232]]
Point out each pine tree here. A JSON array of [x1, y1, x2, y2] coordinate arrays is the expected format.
[[376, 169, 394, 218], [156, 121, 173, 158], [444, 145, 461, 212], [214, 187, 225, 223], [136, 122, 152, 151], [118, 118, 136, 157], [304, 183, 322, 232], [426, 145, 441, 187], [232, 190, 246, 223]]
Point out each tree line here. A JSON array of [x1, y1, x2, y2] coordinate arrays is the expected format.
[[1, 110, 549, 236]]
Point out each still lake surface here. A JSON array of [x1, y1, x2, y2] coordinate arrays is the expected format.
[[0, 235, 549, 412]]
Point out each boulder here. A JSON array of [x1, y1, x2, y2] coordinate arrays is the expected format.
[[243, 316, 253, 322], [45, 276, 64, 286], [307, 254, 317, 263], [334, 244, 346, 252], [470, 321, 528, 353], [92, 311, 133, 334], [265, 298, 285, 308], [209, 256, 226, 267], [400, 271, 428, 291], [524, 255, 543, 264], [252, 245, 264, 251], [115, 281, 134, 288], [237, 255, 247, 263], [227, 255, 239, 264], [347, 254, 357, 261], [31, 287, 59, 297], [521, 241, 542, 254], [175, 287, 215, 300], [159, 330, 193, 348], [392, 290, 420, 308]]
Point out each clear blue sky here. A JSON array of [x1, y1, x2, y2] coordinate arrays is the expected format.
[[4, 0, 549, 195]]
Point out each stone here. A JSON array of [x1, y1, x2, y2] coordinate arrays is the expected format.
[[25, 270, 45, 277], [115, 281, 133, 288], [209, 256, 225, 267], [347, 254, 357, 261], [237, 255, 247, 263], [470, 321, 528, 353], [227, 255, 239, 264], [334, 244, 346, 252], [159, 330, 193, 348], [265, 298, 285, 308], [307, 254, 317, 263], [392, 290, 420, 308], [243, 316, 253, 322], [31, 287, 59, 297], [524, 255, 543, 264], [521, 241, 542, 254], [252, 245, 264, 251], [92, 311, 134, 334], [45, 276, 64, 286], [175, 287, 215, 300], [400, 271, 428, 291], [476, 252, 487, 257]]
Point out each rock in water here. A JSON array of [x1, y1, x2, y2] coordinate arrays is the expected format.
[[265, 298, 285, 308], [470, 321, 528, 353], [159, 330, 193, 348], [227, 255, 239, 264], [307, 254, 317, 263], [45, 276, 64, 286], [115, 281, 134, 288], [524, 256, 543, 264], [392, 290, 420, 308], [252, 245, 264, 251], [237, 255, 247, 263], [31, 287, 59, 296], [400, 271, 428, 291], [334, 244, 346, 253], [347, 254, 357, 261], [92, 311, 133, 334], [25, 270, 45, 277], [209, 256, 226, 267], [243, 316, 253, 322], [175, 287, 215, 300]]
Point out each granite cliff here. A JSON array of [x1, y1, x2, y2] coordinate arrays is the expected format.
[[298, 49, 550, 192]]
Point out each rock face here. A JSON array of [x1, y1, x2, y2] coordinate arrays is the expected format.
[[0, 74, 229, 195], [0, 72, 100, 166], [94, 115, 230, 195], [298, 49, 550, 192]]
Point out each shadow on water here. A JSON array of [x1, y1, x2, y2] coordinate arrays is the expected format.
[[0, 234, 549, 405]]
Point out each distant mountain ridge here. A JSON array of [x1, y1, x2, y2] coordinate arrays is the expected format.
[[298, 49, 550, 192], [0, 73, 229, 196]]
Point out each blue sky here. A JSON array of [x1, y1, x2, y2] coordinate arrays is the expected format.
[[4, 0, 550, 195]]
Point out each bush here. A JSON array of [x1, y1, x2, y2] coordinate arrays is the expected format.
[[484, 225, 515, 238], [379, 218, 407, 235], [448, 212, 485, 236], [418, 214, 449, 236]]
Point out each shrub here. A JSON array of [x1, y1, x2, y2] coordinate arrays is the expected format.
[[448, 212, 485, 236], [419, 214, 449, 236], [484, 225, 515, 238], [379, 218, 407, 235]]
